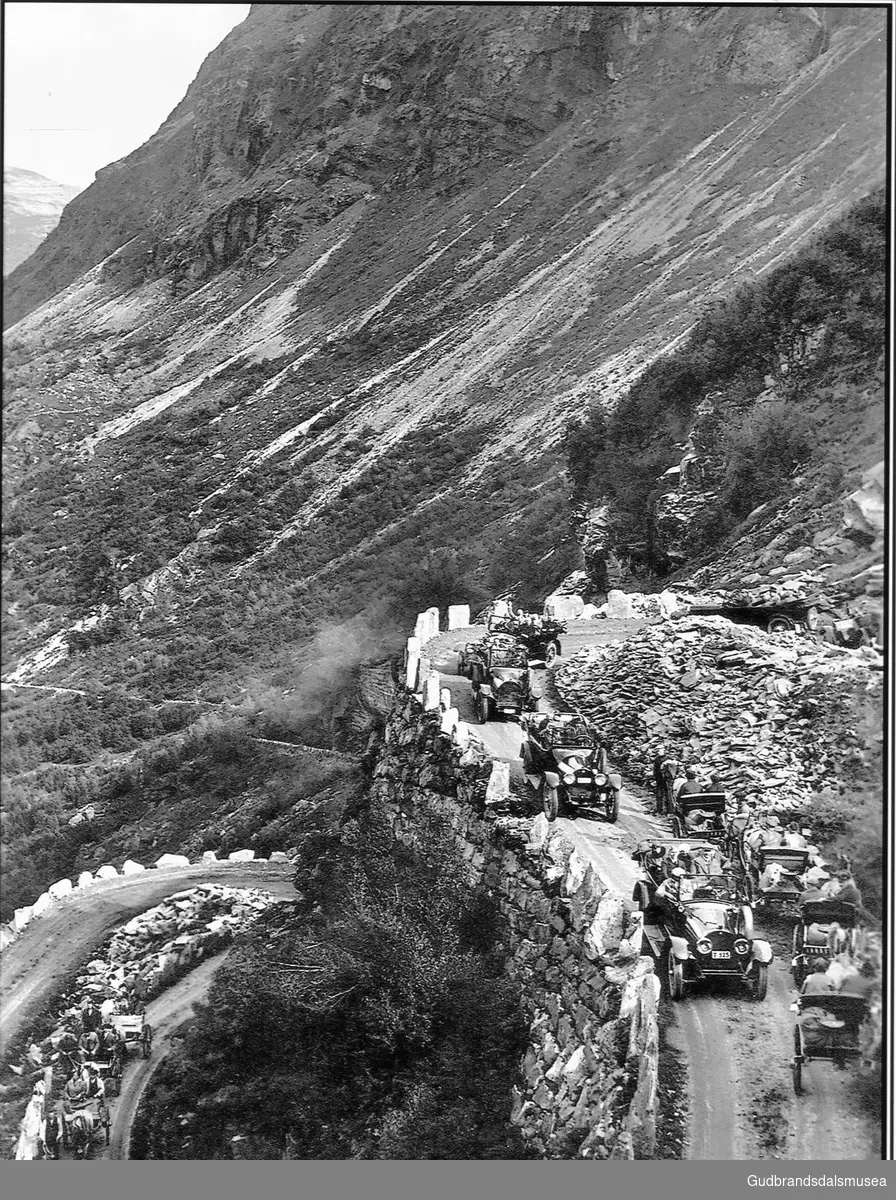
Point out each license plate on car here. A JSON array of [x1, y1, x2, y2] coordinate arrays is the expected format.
[[711, 951, 730, 959]]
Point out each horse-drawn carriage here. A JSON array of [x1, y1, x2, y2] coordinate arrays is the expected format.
[[746, 846, 811, 911], [791, 993, 871, 1093], [42, 1082, 111, 1159], [112, 1012, 153, 1062], [669, 791, 728, 842], [791, 900, 860, 988]]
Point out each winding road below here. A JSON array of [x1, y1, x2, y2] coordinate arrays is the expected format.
[[0, 861, 296, 1059], [106, 951, 232, 1159]]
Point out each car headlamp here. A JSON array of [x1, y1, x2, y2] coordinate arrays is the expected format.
[[696, 939, 712, 955], [734, 939, 750, 956]]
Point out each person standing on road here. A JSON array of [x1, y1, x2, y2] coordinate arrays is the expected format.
[[80, 999, 101, 1035], [652, 744, 668, 811]]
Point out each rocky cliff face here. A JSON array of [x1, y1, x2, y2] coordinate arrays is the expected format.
[[3, 168, 81, 277], [1, 5, 886, 703], [0, 4, 851, 321]]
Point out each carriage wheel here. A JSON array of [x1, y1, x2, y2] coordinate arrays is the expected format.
[[792, 1027, 804, 1093], [605, 788, 620, 824], [743, 875, 756, 904], [671, 816, 684, 838], [792, 924, 804, 956], [142, 1025, 153, 1059], [544, 640, 560, 666]]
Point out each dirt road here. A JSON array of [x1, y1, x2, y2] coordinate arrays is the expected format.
[[106, 951, 232, 1159], [0, 862, 296, 1058], [427, 619, 880, 1161]]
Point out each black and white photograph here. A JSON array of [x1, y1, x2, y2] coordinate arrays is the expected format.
[[1, 1, 890, 1188]]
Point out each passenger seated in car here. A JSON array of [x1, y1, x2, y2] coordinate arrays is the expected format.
[[800, 958, 835, 996], [758, 861, 785, 891], [798, 1006, 845, 1054]]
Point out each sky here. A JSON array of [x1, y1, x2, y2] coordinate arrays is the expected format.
[[4, 2, 251, 191]]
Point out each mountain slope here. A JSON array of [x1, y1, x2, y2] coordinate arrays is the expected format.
[[3, 168, 81, 277], [1, 6, 885, 699]]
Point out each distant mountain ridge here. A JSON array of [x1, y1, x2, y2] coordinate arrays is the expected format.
[[3, 167, 82, 277]]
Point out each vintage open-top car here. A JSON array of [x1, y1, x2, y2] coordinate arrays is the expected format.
[[631, 851, 770, 1001], [522, 713, 620, 822], [468, 639, 534, 723], [457, 632, 519, 681], [791, 899, 860, 987], [792, 993, 872, 1093], [747, 845, 812, 910], [486, 610, 566, 665], [632, 838, 727, 895]]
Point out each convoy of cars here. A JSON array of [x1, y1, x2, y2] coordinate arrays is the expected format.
[[451, 616, 875, 1087]]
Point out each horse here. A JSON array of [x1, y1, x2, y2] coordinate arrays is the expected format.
[[67, 1109, 95, 1159]]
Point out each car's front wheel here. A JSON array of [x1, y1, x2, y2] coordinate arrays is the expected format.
[[667, 950, 686, 1001]]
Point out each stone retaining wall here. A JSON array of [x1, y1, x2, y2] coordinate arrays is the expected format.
[[372, 604, 660, 1159]]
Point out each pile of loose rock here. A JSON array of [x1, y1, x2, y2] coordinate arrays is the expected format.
[[554, 615, 881, 815], [79, 885, 277, 1004]]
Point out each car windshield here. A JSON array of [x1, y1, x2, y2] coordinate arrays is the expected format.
[[550, 721, 591, 745], [686, 902, 732, 930]]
